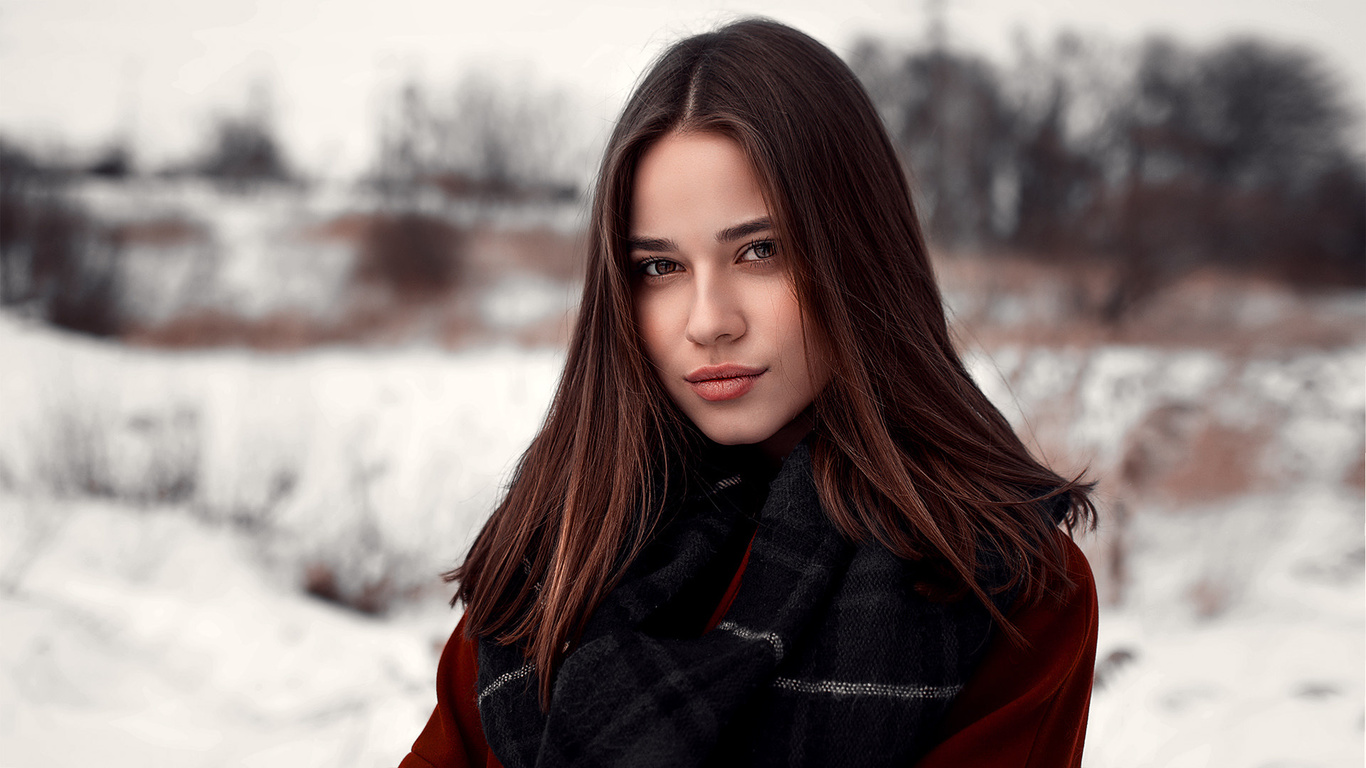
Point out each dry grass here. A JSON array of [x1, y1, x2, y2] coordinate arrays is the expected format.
[[297, 212, 372, 244], [1160, 421, 1272, 500], [464, 225, 582, 282], [126, 214, 584, 350], [124, 302, 426, 350], [109, 218, 207, 248], [940, 251, 1366, 353]]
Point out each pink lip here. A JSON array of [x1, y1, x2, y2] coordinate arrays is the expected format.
[[685, 364, 767, 402]]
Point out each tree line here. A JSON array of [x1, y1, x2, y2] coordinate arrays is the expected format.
[[852, 31, 1364, 318]]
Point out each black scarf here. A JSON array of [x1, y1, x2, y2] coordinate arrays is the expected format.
[[476, 443, 1013, 768]]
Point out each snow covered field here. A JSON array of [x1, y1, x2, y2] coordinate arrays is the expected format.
[[1, 312, 1361, 767]]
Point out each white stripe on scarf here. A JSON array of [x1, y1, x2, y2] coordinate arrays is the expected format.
[[477, 662, 535, 706], [774, 677, 964, 700], [714, 620, 785, 662]]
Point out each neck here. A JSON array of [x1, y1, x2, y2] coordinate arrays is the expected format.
[[755, 407, 814, 466]]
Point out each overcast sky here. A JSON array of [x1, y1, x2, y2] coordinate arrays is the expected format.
[[1, 0, 1362, 178]]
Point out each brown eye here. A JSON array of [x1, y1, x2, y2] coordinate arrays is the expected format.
[[639, 259, 681, 277]]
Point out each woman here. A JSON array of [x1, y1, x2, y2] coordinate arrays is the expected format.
[[401, 18, 1097, 768]]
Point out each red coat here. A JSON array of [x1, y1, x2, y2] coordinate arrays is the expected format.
[[400, 535, 1097, 767]]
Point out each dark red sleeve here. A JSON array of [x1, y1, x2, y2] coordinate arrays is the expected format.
[[399, 614, 502, 768], [915, 535, 1100, 767]]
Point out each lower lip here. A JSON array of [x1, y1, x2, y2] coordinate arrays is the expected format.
[[688, 374, 761, 402]]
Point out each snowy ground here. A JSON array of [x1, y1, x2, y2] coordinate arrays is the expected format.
[[2, 498, 451, 767], [1085, 491, 1363, 768], [1, 313, 1362, 767]]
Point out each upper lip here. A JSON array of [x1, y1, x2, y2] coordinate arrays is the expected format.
[[685, 364, 767, 383]]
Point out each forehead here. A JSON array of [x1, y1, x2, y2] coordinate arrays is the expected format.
[[630, 132, 770, 237]]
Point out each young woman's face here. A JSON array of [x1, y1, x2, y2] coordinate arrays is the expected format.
[[629, 131, 829, 454]]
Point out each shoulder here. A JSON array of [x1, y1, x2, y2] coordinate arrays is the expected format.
[[1043, 533, 1097, 618], [916, 533, 1098, 767], [1012, 532, 1097, 652], [959, 530, 1098, 715], [995, 532, 1099, 724]]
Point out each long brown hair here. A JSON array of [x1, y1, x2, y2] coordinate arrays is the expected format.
[[450, 17, 1095, 703]]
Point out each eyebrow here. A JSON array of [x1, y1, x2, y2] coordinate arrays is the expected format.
[[627, 217, 774, 254], [716, 217, 773, 243], [626, 235, 677, 253]]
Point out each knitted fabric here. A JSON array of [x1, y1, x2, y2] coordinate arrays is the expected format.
[[476, 443, 1013, 768]]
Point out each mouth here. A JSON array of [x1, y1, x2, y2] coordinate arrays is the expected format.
[[684, 364, 767, 402]]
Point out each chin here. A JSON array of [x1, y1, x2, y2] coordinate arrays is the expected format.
[[692, 418, 781, 447], [690, 407, 800, 447]]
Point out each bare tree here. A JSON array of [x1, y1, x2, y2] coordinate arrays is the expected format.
[[373, 69, 587, 202], [1097, 35, 1364, 307], [853, 39, 1017, 248], [194, 80, 291, 187]]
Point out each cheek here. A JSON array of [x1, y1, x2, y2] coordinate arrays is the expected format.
[[633, 292, 675, 367]]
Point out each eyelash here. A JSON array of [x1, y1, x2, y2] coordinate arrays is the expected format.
[[633, 239, 778, 278]]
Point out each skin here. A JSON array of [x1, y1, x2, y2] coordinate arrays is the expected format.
[[629, 131, 830, 459]]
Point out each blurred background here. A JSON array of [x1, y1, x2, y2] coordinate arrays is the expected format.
[[1, 1, 1362, 766]]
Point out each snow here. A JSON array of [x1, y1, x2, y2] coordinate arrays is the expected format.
[[966, 343, 1366, 489], [1, 311, 1362, 766], [0, 312, 565, 601], [2, 499, 448, 767], [478, 273, 578, 331]]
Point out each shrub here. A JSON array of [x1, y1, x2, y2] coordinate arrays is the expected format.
[[0, 137, 123, 336], [354, 212, 466, 302]]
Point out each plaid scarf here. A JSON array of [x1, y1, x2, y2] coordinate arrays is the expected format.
[[477, 443, 1011, 768]]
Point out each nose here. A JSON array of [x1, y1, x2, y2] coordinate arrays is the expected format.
[[684, 271, 746, 345]]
